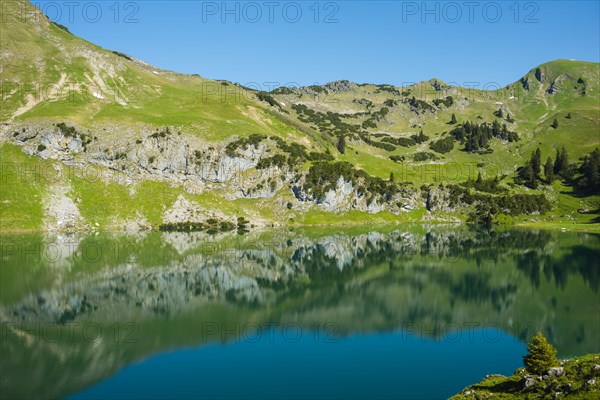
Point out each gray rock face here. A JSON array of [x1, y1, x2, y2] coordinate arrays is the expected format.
[[324, 80, 357, 93], [521, 375, 537, 389], [547, 367, 564, 377], [4, 122, 426, 217], [547, 74, 573, 95], [535, 67, 545, 83]]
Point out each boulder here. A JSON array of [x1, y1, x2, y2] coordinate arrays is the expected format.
[[520, 375, 537, 389], [547, 367, 564, 377]]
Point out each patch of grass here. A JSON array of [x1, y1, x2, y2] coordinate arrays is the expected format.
[[451, 353, 600, 399]]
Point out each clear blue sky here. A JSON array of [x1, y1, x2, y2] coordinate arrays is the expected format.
[[40, 0, 600, 88]]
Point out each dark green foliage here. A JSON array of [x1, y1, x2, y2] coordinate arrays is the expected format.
[[336, 135, 346, 154], [565, 112, 572, 119], [360, 133, 396, 151], [374, 84, 402, 96], [407, 96, 435, 113], [256, 92, 283, 109], [56, 122, 77, 137], [307, 85, 328, 94], [449, 113, 457, 124], [37, 144, 46, 152], [307, 151, 334, 162], [395, 137, 417, 147], [518, 163, 537, 189], [354, 98, 374, 109], [225, 134, 267, 157], [292, 104, 361, 138], [498, 194, 552, 215], [579, 147, 600, 194], [303, 161, 397, 203], [468, 202, 496, 226], [236, 216, 250, 230], [112, 51, 132, 61], [383, 99, 398, 107], [430, 136, 455, 154], [450, 121, 518, 152], [432, 96, 453, 108], [256, 154, 288, 169], [517, 149, 545, 189], [413, 152, 439, 161], [149, 127, 172, 139], [411, 131, 429, 144], [361, 119, 377, 129], [464, 174, 505, 194], [55, 122, 94, 150], [51, 20, 71, 33], [374, 130, 428, 148], [523, 332, 558, 375], [551, 118, 559, 129], [553, 146, 575, 179], [159, 218, 237, 233], [389, 155, 406, 163], [270, 86, 295, 95], [361, 107, 389, 129]]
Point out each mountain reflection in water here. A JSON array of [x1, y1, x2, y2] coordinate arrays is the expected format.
[[1, 226, 598, 399]]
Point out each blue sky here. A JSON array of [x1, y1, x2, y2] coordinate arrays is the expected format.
[[39, 1, 600, 88]]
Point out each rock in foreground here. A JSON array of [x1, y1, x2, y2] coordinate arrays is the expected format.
[[451, 354, 600, 399]]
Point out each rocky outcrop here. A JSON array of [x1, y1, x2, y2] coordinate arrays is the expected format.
[[547, 73, 574, 94], [324, 80, 357, 93], [535, 67, 545, 83]]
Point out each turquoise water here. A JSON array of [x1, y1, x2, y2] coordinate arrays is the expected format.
[[69, 329, 525, 400], [1, 226, 598, 399]]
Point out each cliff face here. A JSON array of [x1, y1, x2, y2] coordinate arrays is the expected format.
[[3, 121, 429, 230]]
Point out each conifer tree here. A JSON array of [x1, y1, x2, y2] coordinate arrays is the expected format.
[[523, 332, 558, 375], [336, 134, 346, 154]]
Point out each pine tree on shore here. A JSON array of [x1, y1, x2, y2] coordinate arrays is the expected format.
[[523, 332, 558, 375]]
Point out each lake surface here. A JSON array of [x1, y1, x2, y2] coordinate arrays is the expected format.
[[1, 226, 598, 399]]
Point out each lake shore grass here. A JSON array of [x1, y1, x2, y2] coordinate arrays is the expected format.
[[451, 353, 600, 399]]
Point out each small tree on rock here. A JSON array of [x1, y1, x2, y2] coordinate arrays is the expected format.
[[523, 331, 558, 375]]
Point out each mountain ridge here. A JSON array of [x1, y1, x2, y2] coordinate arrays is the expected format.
[[0, 0, 599, 233]]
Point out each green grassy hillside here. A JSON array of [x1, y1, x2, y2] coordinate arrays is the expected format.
[[0, 0, 598, 232]]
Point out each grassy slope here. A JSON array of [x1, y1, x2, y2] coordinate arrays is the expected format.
[[451, 353, 600, 399], [0, 0, 308, 143], [0, 1, 598, 232]]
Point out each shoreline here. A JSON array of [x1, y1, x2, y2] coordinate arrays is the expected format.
[[1, 219, 598, 235]]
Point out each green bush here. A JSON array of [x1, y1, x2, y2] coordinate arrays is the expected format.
[[430, 136, 455, 154], [413, 152, 439, 161], [523, 332, 558, 375]]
